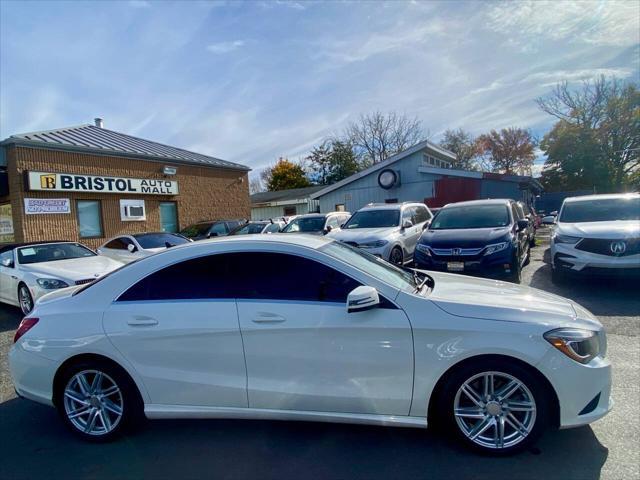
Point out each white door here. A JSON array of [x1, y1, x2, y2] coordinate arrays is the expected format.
[[0, 249, 18, 304], [103, 254, 247, 407], [402, 207, 422, 259], [232, 252, 414, 416]]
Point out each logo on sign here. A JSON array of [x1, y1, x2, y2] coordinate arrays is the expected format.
[[452, 248, 462, 256], [40, 174, 56, 189], [610, 241, 626, 255]]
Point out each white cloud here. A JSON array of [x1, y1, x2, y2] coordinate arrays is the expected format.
[[485, 0, 640, 47], [128, 0, 150, 8], [206, 40, 245, 54], [522, 68, 634, 87]]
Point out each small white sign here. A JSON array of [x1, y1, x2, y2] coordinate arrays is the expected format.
[[24, 198, 71, 214]]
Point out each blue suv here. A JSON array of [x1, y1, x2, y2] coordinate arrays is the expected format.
[[413, 199, 531, 283]]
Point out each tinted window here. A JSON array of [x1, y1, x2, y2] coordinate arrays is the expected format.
[[431, 205, 511, 229], [226, 221, 242, 231], [559, 197, 640, 223], [343, 210, 400, 229], [211, 222, 228, 236], [415, 205, 431, 223], [281, 216, 326, 233], [105, 237, 132, 250], [180, 223, 213, 238], [513, 204, 524, 220], [264, 223, 281, 233], [232, 252, 361, 302], [229, 223, 267, 235], [326, 216, 340, 229], [134, 233, 190, 249], [18, 243, 96, 264], [119, 255, 231, 301], [77, 200, 103, 238]]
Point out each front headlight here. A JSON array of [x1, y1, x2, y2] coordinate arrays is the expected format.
[[544, 328, 600, 364], [553, 233, 581, 244], [483, 242, 509, 255], [36, 278, 70, 289], [416, 244, 431, 255], [359, 240, 388, 248]]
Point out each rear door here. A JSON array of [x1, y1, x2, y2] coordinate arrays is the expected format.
[[401, 207, 422, 258], [103, 254, 247, 407]]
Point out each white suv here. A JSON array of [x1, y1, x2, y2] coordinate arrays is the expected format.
[[327, 202, 432, 265], [550, 193, 640, 282]]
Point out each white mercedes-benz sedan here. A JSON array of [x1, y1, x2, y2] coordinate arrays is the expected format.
[[0, 241, 124, 315], [9, 235, 611, 454]]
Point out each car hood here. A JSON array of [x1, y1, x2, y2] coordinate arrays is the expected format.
[[419, 227, 511, 248], [557, 220, 640, 239], [328, 227, 398, 243], [22, 256, 124, 281], [424, 271, 601, 329]]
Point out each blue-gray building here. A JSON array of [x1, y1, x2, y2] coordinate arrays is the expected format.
[[310, 140, 542, 212]]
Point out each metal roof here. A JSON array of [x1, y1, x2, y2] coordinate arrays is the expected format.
[[1, 124, 249, 171], [251, 185, 325, 205]]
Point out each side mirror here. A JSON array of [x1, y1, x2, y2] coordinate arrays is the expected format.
[[324, 225, 332, 234], [402, 219, 413, 229], [541, 216, 556, 225], [127, 244, 137, 253], [422, 220, 431, 230], [347, 286, 380, 313], [1, 258, 14, 268], [517, 219, 529, 231]]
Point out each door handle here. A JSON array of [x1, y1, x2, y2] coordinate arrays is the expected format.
[[127, 316, 158, 326], [11, 276, 18, 280], [252, 313, 286, 323]]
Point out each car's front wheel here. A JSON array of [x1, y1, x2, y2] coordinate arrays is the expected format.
[[55, 360, 143, 442], [438, 360, 550, 455], [389, 246, 404, 266], [18, 283, 34, 315]]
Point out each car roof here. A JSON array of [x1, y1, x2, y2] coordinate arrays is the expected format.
[[133, 232, 182, 237], [564, 193, 640, 203], [0, 241, 76, 254], [442, 199, 513, 208], [196, 233, 333, 250]]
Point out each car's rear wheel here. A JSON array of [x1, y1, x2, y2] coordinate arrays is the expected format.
[[438, 360, 549, 455], [507, 252, 522, 284], [389, 247, 404, 266], [18, 283, 34, 315], [55, 360, 143, 442]]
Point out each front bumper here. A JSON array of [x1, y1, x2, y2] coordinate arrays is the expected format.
[[537, 348, 612, 428], [413, 247, 514, 278], [8, 343, 57, 407], [552, 242, 640, 275]]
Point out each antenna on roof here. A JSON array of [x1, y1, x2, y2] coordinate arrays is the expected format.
[[94, 118, 104, 128]]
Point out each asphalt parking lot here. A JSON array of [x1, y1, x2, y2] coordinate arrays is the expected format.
[[1, 228, 638, 480]]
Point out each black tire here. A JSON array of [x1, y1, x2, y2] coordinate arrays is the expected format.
[[436, 358, 550, 455], [507, 252, 521, 284], [54, 359, 143, 442], [529, 235, 536, 248], [389, 247, 404, 266], [18, 283, 34, 315], [523, 244, 531, 267]]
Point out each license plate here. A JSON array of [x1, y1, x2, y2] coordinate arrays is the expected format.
[[447, 262, 464, 272]]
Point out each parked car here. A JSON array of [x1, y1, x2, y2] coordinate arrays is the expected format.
[[516, 201, 537, 247], [9, 235, 611, 454], [0, 241, 123, 315], [180, 220, 244, 241], [550, 193, 640, 282], [228, 220, 286, 236], [414, 199, 531, 283], [328, 202, 432, 266], [97, 232, 191, 263], [280, 212, 350, 235]]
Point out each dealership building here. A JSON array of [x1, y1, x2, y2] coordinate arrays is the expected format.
[[0, 119, 250, 248]]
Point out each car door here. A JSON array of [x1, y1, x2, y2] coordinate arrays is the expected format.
[[0, 249, 18, 304], [401, 207, 422, 257], [102, 254, 247, 407], [231, 251, 414, 416]]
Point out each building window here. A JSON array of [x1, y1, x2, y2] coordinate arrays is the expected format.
[[76, 200, 103, 238], [159, 202, 178, 233], [335, 204, 345, 212], [284, 206, 297, 216]]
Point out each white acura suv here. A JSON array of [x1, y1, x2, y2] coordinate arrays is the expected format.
[[10, 235, 610, 454], [550, 193, 640, 282]]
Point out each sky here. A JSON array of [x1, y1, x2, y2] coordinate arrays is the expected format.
[[1, 0, 639, 179]]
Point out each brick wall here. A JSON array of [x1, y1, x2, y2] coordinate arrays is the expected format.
[[3, 145, 250, 248]]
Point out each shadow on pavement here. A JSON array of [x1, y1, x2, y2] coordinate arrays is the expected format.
[[0, 304, 21, 333], [0, 397, 608, 480]]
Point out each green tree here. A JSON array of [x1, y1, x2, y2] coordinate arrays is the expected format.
[[537, 77, 640, 192], [439, 128, 478, 170], [306, 140, 360, 185], [475, 127, 536, 174], [264, 158, 310, 191]]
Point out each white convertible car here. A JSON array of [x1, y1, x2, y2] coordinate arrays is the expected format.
[[9, 235, 611, 453], [0, 241, 123, 314]]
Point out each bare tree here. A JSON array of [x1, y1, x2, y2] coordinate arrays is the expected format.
[[249, 175, 264, 194], [344, 111, 425, 165]]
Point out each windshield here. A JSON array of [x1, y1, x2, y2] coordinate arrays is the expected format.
[[229, 223, 267, 235], [431, 205, 510, 229], [319, 241, 415, 291], [281, 217, 326, 233], [180, 223, 213, 238], [560, 198, 640, 223], [134, 233, 190, 249], [344, 210, 400, 229], [18, 243, 96, 264]]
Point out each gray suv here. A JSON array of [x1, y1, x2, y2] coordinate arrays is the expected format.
[[327, 202, 432, 265]]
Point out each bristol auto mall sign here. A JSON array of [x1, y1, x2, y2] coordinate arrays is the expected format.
[[26, 171, 178, 195]]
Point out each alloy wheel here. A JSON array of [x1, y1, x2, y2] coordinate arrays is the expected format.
[[453, 371, 536, 450], [63, 370, 124, 436], [390, 247, 403, 266], [18, 286, 33, 315]]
